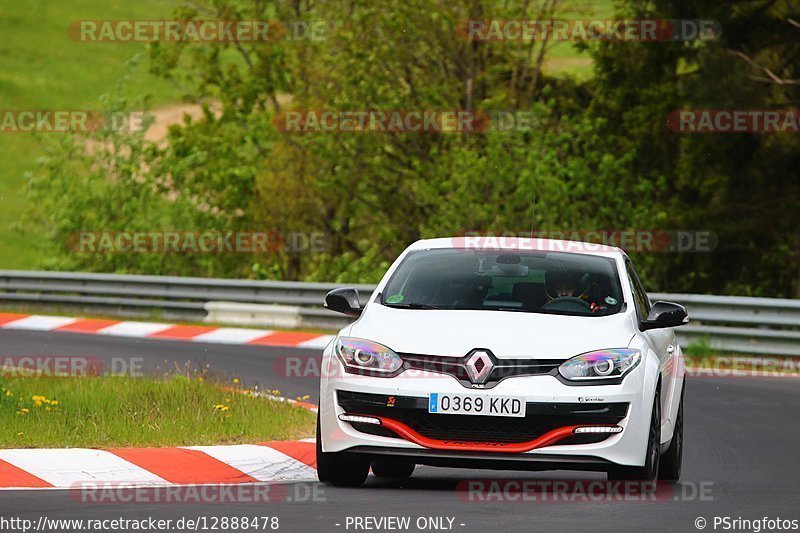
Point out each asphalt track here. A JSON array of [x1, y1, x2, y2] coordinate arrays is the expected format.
[[1, 329, 799, 532]]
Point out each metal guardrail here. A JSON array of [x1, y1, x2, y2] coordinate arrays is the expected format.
[[649, 292, 800, 356], [0, 270, 797, 355], [0, 270, 374, 329]]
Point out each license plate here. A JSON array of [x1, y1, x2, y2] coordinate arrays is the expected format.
[[428, 393, 525, 418]]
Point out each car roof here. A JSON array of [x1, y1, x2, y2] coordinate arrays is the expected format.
[[408, 236, 625, 258]]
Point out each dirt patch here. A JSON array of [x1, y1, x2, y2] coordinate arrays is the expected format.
[[143, 103, 221, 142], [142, 94, 291, 141]]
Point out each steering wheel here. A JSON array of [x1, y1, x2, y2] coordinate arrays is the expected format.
[[542, 296, 592, 313]]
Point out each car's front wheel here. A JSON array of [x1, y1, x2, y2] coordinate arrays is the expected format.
[[608, 387, 661, 483], [658, 379, 684, 482], [316, 415, 370, 487]]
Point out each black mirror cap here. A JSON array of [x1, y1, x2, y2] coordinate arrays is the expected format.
[[324, 288, 362, 317], [641, 301, 689, 331]]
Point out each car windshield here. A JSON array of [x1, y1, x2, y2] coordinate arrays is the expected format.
[[380, 248, 624, 317]]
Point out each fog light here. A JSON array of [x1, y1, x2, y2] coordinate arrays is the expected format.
[[338, 414, 382, 425], [573, 426, 623, 434]]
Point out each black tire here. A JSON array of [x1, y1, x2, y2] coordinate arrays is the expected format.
[[316, 414, 369, 487], [371, 459, 415, 479], [658, 379, 685, 483], [608, 386, 661, 484]]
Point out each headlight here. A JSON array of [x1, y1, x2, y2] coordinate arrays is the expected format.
[[334, 337, 403, 376], [558, 349, 641, 381]]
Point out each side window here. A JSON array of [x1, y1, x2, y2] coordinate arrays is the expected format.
[[625, 259, 651, 320]]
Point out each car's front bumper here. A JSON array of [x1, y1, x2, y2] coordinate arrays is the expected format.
[[319, 352, 657, 468]]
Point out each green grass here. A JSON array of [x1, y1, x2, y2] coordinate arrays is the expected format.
[[544, 0, 616, 79], [0, 372, 315, 448], [0, 0, 183, 269], [682, 336, 718, 357]]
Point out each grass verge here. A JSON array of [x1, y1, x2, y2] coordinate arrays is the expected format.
[[0, 0, 183, 269], [0, 371, 315, 448]]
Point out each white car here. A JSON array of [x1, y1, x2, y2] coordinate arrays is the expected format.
[[316, 237, 687, 486]]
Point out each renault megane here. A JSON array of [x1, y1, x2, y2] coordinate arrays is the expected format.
[[316, 237, 687, 486]]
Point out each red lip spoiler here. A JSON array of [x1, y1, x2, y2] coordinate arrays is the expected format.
[[355, 415, 619, 453]]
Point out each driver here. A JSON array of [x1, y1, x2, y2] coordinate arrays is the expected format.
[[545, 268, 593, 304], [545, 268, 608, 313]]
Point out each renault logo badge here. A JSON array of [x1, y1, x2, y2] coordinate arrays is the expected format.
[[465, 350, 494, 384]]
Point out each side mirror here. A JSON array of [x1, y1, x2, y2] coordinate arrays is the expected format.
[[641, 301, 689, 331], [324, 288, 362, 317]]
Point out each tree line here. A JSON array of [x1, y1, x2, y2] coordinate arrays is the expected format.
[[26, 0, 800, 297]]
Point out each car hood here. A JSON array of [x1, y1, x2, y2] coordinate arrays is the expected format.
[[346, 304, 635, 360]]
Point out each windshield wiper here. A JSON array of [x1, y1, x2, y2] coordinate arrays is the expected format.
[[382, 302, 442, 310], [480, 306, 535, 313]]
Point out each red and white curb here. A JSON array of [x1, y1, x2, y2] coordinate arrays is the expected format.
[[0, 440, 318, 489], [0, 313, 333, 349]]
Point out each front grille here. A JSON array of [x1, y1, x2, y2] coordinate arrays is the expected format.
[[338, 391, 628, 445], [400, 351, 562, 389]]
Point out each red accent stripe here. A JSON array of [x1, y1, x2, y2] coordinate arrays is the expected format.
[[109, 448, 257, 484], [357, 416, 617, 453], [260, 441, 316, 469], [148, 325, 218, 340], [0, 313, 27, 326], [0, 458, 52, 488], [55, 318, 119, 333], [248, 331, 322, 346]]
